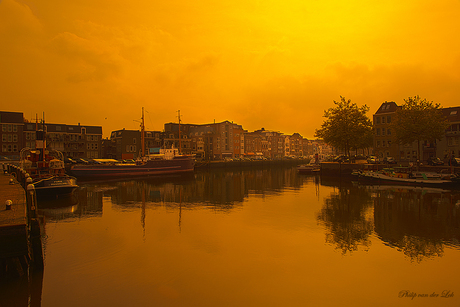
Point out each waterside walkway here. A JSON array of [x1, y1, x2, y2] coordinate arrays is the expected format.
[[0, 164, 43, 279], [0, 170, 28, 277]]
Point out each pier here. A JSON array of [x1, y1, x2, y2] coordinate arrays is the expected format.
[[0, 163, 43, 279]]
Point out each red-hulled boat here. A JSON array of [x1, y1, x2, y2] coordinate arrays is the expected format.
[[70, 148, 195, 180], [20, 127, 78, 200], [70, 108, 195, 180]]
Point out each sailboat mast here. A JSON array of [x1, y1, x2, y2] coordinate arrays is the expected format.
[[141, 107, 145, 157], [42, 112, 46, 163], [178, 110, 181, 154]]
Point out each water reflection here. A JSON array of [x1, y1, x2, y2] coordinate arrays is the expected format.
[[316, 180, 374, 254], [5, 167, 460, 306], [36, 168, 460, 262], [368, 184, 460, 261]]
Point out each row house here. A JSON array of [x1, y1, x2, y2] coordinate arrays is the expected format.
[[437, 107, 460, 160], [373, 102, 460, 162], [108, 128, 162, 160], [285, 133, 304, 157], [0, 111, 24, 159], [1, 111, 103, 160], [23, 122, 103, 159], [164, 120, 245, 160]]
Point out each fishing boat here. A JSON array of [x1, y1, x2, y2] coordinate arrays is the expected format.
[[70, 109, 195, 180], [352, 165, 460, 188], [20, 126, 78, 200]]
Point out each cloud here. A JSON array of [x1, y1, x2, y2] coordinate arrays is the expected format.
[[48, 31, 123, 82], [0, 0, 43, 42]]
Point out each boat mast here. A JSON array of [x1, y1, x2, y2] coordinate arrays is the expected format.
[[177, 110, 181, 154], [141, 107, 145, 157], [42, 112, 46, 163]]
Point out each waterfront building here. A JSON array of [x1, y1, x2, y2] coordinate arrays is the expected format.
[[286, 133, 304, 157], [23, 122, 103, 159], [109, 128, 162, 160], [0, 111, 24, 160], [373, 101, 400, 159], [437, 107, 460, 161]]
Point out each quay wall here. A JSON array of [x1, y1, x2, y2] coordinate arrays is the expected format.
[[195, 158, 309, 169], [0, 163, 43, 279]]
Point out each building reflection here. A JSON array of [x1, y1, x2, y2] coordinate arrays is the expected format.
[[370, 185, 460, 262], [74, 166, 304, 213]]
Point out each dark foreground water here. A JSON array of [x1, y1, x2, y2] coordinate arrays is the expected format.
[[2, 166, 460, 306]]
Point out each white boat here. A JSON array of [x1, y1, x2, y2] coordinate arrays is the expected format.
[[297, 162, 320, 174]]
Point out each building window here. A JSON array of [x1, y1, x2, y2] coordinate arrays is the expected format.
[[376, 128, 380, 136], [2, 124, 6, 132], [133, 138, 136, 144], [13, 125, 17, 132], [382, 117, 386, 124], [387, 116, 391, 123], [382, 128, 386, 135], [387, 128, 391, 135], [13, 134, 17, 142]]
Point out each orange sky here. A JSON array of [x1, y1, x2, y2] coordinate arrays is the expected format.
[[1, 0, 460, 138]]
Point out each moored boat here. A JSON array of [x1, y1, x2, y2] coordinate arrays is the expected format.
[[70, 148, 195, 180], [352, 165, 460, 188], [70, 109, 195, 180], [20, 132, 78, 200], [297, 162, 320, 174]]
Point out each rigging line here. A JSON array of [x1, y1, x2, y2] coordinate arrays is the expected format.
[[145, 109, 154, 130]]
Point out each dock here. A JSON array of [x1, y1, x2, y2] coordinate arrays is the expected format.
[[0, 163, 43, 279]]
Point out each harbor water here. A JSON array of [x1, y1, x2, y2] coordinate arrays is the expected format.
[[3, 166, 460, 306]]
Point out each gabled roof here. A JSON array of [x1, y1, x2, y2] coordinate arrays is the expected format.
[[375, 101, 399, 114], [442, 107, 460, 122]]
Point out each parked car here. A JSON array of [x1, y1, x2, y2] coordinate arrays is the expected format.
[[383, 157, 396, 164], [367, 156, 379, 164], [427, 157, 444, 166], [75, 158, 89, 164], [64, 157, 77, 164], [448, 158, 460, 166], [333, 155, 349, 163]]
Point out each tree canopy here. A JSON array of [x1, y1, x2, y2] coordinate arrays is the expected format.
[[314, 96, 373, 155], [390, 95, 449, 160]]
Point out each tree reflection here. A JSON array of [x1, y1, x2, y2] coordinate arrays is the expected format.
[[372, 186, 460, 262], [317, 185, 374, 254]]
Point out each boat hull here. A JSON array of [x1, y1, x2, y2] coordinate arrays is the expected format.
[[354, 171, 460, 189], [70, 156, 195, 180], [33, 176, 79, 200]]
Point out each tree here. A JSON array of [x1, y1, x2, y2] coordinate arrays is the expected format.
[[314, 96, 373, 156], [390, 96, 449, 161]]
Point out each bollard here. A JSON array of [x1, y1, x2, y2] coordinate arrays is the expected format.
[[9, 178, 14, 185], [27, 183, 37, 215], [5, 200, 12, 210]]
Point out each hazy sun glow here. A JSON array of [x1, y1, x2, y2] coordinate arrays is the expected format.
[[1, 0, 460, 137]]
